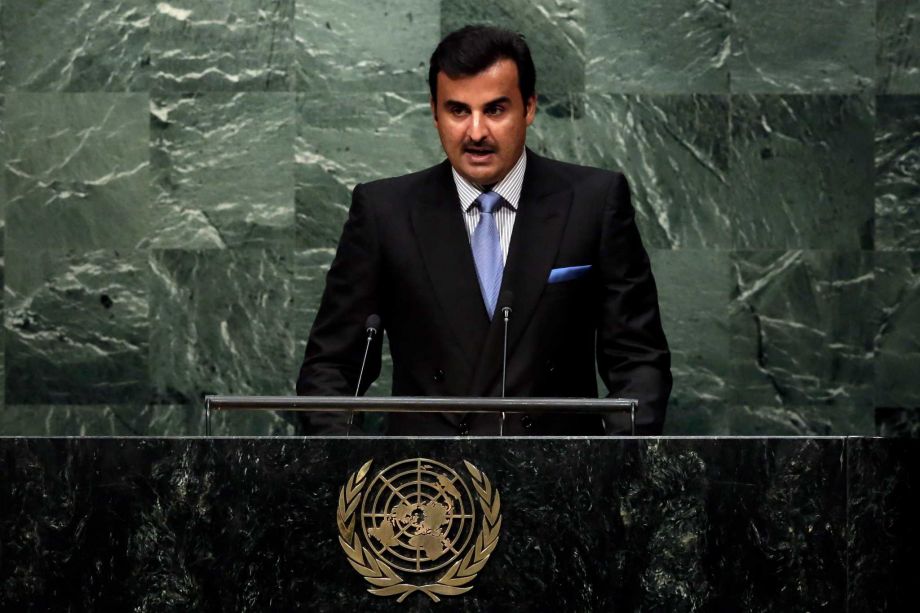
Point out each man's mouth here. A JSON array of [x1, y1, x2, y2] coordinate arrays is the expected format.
[[463, 146, 495, 161]]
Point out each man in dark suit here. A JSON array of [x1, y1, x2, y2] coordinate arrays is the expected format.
[[296, 25, 671, 435]]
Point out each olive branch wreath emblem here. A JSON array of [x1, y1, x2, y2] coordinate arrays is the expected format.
[[336, 459, 502, 603]]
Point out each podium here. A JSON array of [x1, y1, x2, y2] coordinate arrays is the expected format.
[[1, 397, 917, 611]]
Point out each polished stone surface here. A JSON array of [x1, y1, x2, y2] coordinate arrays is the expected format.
[[4, 249, 150, 404], [530, 94, 731, 249], [650, 250, 731, 434], [847, 438, 920, 610], [149, 92, 295, 249], [150, 0, 294, 92], [0, 436, 867, 611], [877, 0, 920, 93], [148, 248, 296, 406], [730, 0, 875, 93], [295, 92, 441, 249], [585, 0, 730, 94], [4, 93, 153, 252], [295, 0, 438, 94], [874, 251, 920, 409], [729, 251, 875, 433], [728, 95, 874, 249], [875, 95, 920, 250], [1, 0, 150, 92]]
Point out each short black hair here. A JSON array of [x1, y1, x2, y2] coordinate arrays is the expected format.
[[428, 25, 537, 105]]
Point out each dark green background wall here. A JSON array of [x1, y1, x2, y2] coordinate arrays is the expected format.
[[0, 0, 917, 435]]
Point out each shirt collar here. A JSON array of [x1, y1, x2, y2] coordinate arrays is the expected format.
[[451, 150, 527, 212]]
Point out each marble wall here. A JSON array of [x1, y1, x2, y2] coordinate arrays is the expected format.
[[0, 0, 917, 435]]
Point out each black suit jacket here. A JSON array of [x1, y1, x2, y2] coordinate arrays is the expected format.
[[296, 150, 671, 435]]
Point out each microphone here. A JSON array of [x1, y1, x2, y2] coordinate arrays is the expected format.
[[498, 291, 513, 436], [349, 314, 381, 437]]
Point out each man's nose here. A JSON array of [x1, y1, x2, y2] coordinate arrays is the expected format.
[[467, 111, 488, 142]]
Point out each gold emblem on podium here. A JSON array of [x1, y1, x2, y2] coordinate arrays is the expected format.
[[337, 458, 502, 603]]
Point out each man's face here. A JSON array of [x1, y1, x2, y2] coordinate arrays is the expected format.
[[431, 59, 536, 187]]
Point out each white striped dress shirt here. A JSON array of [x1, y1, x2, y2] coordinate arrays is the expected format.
[[451, 151, 527, 265]]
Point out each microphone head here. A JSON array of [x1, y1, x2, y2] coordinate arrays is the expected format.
[[498, 290, 514, 313], [365, 314, 381, 332]]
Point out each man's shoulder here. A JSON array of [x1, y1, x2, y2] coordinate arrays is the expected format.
[[527, 151, 626, 191], [357, 160, 450, 195]]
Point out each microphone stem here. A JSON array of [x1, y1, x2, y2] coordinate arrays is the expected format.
[[349, 329, 375, 437], [500, 307, 511, 436]]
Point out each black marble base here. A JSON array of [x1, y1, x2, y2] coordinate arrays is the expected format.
[[0, 437, 916, 612]]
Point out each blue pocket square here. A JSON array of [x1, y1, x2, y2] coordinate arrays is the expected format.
[[548, 264, 592, 283]]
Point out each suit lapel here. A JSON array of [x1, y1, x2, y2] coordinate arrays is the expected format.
[[469, 152, 574, 395], [410, 161, 490, 373]]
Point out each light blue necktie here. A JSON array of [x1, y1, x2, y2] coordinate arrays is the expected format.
[[471, 191, 504, 319]]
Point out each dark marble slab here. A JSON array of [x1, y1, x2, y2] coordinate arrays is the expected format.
[[4, 249, 150, 405], [585, 0, 729, 94], [148, 248, 296, 407], [874, 252, 920, 408], [441, 0, 584, 96], [877, 0, 920, 94], [729, 251, 876, 431], [4, 93, 153, 252], [530, 94, 731, 249], [847, 438, 920, 612], [650, 250, 731, 435], [728, 95, 874, 249], [0, 0, 150, 92], [294, 0, 438, 94], [875, 95, 920, 250], [0, 437, 852, 611], [149, 92, 295, 249], [295, 92, 441, 250], [150, 0, 294, 92], [875, 408, 920, 438], [730, 0, 875, 93]]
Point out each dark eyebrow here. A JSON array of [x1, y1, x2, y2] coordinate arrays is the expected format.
[[443, 96, 512, 108], [484, 96, 511, 106]]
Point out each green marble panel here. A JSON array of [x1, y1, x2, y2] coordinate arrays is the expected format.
[[649, 250, 730, 435], [0, 0, 150, 92], [150, 0, 293, 92], [725, 405, 875, 436], [295, 92, 442, 249], [1, 94, 5, 407], [585, 0, 729, 94], [729, 95, 874, 249], [729, 251, 875, 426], [0, 405, 198, 436], [149, 93, 295, 249], [529, 94, 731, 249], [873, 252, 920, 408], [4, 249, 150, 404], [294, 0, 439, 94], [149, 248, 296, 407], [875, 95, 920, 250], [441, 0, 584, 96], [730, 0, 875, 93], [877, 0, 920, 93], [4, 93, 152, 252]]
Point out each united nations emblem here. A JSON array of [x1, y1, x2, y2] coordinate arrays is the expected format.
[[337, 458, 502, 603]]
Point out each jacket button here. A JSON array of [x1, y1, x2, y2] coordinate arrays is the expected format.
[[545, 360, 555, 374], [433, 369, 445, 382], [459, 419, 469, 435], [521, 415, 533, 429]]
